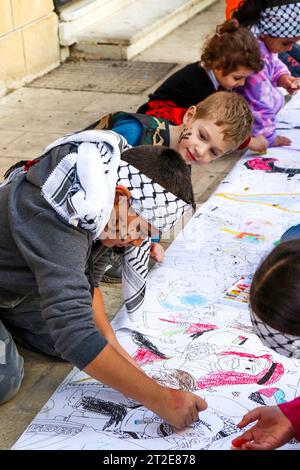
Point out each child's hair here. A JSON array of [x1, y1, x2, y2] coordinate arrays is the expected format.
[[250, 240, 300, 336], [232, 0, 268, 27], [193, 91, 253, 147], [121, 146, 195, 208], [196, 351, 284, 389], [201, 19, 263, 75]]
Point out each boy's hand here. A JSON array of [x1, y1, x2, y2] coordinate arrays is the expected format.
[[247, 135, 268, 153], [150, 242, 165, 263], [277, 74, 300, 93], [273, 135, 292, 147], [231, 406, 295, 450], [154, 388, 207, 430]]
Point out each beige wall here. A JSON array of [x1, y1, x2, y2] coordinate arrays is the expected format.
[[0, 0, 60, 91]]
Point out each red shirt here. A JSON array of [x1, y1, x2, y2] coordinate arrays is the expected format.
[[279, 397, 300, 442]]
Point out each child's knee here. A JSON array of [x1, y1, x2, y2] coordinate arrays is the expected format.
[[0, 339, 24, 405]]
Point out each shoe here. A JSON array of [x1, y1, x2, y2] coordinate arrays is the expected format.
[[102, 251, 123, 283]]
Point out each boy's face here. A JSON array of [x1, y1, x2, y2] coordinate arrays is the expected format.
[[177, 107, 234, 165], [261, 35, 300, 54], [213, 65, 253, 90], [101, 188, 160, 248]]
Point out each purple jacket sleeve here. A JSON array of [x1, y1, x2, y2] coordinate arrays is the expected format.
[[279, 397, 300, 442], [272, 54, 290, 85], [237, 40, 287, 146]]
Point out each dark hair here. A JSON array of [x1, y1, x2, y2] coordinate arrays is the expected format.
[[250, 239, 300, 336], [232, 0, 287, 27], [201, 19, 263, 75], [121, 145, 195, 208]]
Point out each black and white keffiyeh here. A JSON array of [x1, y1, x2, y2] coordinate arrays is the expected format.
[[40, 130, 191, 317], [257, 2, 300, 38], [250, 310, 300, 358]]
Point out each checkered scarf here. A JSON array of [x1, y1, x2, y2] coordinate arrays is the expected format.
[[42, 130, 191, 316], [250, 310, 300, 358], [257, 2, 300, 37]]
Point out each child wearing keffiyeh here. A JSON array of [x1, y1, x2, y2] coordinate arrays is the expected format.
[[233, 0, 300, 148], [0, 130, 207, 428]]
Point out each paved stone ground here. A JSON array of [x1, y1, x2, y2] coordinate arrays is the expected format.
[[0, 0, 232, 449]]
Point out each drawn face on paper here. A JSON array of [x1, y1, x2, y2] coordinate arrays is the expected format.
[[216, 355, 269, 375]]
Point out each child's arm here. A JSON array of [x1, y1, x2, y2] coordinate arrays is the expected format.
[[247, 135, 268, 153], [92, 287, 139, 368], [84, 342, 207, 429], [231, 405, 295, 450]]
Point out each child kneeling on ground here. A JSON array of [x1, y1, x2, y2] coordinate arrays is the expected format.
[[0, 130, 207, 428]]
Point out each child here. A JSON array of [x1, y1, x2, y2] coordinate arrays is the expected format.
[[231, 239, 300, 449], [0, 130, 207, 428], [228, 0, 300, 77], [233, 0, 300, 148], [89, 91, 253, 283], [137, 19, 266, 152]]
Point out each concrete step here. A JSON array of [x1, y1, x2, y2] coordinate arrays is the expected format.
[[59, 0, 136, 46], [69, 0, 217, 60]]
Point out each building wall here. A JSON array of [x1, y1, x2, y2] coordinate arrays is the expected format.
[[0, 0, 60, 92]]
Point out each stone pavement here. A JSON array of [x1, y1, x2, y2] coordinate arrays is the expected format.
[[0, 0, 235, 449]]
